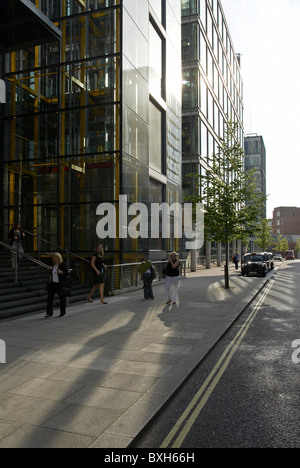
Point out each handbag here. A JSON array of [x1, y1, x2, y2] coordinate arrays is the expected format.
[[162, 263, 169, 277], [59, 274, 72, 297], [45, 274, 51, 292]]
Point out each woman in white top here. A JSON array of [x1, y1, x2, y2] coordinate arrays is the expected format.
[[45, 253, 69, 318]]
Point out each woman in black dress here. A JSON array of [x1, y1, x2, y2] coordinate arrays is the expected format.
[[45, 252, 69, 318], [87, 245, 108, 304]]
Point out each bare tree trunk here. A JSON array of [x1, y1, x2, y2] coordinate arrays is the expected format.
[[224, 240, 229, 289]]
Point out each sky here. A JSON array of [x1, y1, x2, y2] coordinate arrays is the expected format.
[[221, 0, 300, 219]]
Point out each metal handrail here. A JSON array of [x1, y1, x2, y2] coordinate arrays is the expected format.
[[21, 228, 90, 265], [0, 241, 51, 270], [0, 240, 51, 284]]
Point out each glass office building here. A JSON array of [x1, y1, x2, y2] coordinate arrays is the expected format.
[[181, 0, 244, 257], [2, 0, 182, 263], [244, 135, 267, 218], [182, 0, 244, 185]]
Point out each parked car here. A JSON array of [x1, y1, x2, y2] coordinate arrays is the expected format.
[[274, 254, 283, 262], [285, 250, 295, 260], [241, 253, 268, 277], [267, 252, 275, 270], [263, 252, 274, 270]]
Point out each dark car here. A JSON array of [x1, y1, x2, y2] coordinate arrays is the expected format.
[[241, 253, 268, 277]]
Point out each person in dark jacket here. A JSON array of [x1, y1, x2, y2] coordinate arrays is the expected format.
[[45, 253, 69, 318], [233, 251, 240, 270], [139, 259, 156, 300]]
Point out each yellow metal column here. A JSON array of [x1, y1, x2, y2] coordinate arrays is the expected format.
[[32, 44, 40, 251], [9, 53, 16, 229], [115, 8, 121, 266], [60, 1, 67, 248]]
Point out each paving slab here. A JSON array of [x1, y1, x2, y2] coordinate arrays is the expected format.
[[0, 264, 277, 448]]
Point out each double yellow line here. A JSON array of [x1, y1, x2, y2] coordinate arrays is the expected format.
[[161, 280, 274, 448]]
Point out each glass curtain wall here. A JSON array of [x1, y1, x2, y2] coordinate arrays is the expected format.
[[182, 0, 244, 182], [3, 0, 182, 261], [122, 0, 182, 259], [181, 0, 244, 260], [3, 1, 121, 256]]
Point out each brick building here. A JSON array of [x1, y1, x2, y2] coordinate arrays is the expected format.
[[273, 207, 300, 251]]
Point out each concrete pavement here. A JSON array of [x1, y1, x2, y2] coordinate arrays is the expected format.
[[0, 264, 276, 448]]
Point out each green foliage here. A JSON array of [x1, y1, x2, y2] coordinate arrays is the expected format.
[[274, 235, 289, 253], [185, 120, 267, 288], [186, 120, 266, 244], [295, 238, 300, 253], [255, 219, 274, 251]]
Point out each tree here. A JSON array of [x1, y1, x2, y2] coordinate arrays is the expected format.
[[295, 238, 300, 254], [255, 219, 274, 251], [186, 120, 266, 289], [274, 235, 289, 254]]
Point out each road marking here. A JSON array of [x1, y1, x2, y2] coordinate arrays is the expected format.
[[161, 279, 275, 448]]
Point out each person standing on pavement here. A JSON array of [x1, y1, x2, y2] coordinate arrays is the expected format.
[[233, 251, 240, 270], [45, 253, 69, 318], [139, 259, 156, 300], [87, 244, 108, 304], [165, 252, 180, 305], [9, 221, 25, 269]]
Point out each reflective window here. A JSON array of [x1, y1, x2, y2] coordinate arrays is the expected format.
[[149, 101, 163, 173], [182, 69, 199, 109], [123, 105, 149, 165], [123, 9, 149, 82], [149, 22, 163, 98], [149, 0, 162, 22], [201, 122, 208, 159], [182, 22, 199, 62], [123, 56, 148, 122], [181, 0, 198, 16], [200, 0, 207, 30], [200, 76, 207, 116]]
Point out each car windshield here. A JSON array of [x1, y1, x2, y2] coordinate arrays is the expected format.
[[245, 255, 264, 262]]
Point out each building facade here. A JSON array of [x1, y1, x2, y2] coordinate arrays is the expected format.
[[273, 207, 300, 237], [2, 0, 182, 263], [244, 135, 266, 218], [0, 0, 62, 245], [181, 0, 244, 260]]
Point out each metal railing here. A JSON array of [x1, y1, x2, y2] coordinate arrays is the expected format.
[[105, 260, 186, 294], [2, 225, 187, 294], [0, 240, 51, 284], [9, 228, 91, 288], [0, 239, 186, 294]]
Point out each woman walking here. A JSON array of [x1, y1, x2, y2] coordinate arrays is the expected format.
[[87, 244, 108, 304], [165, 252, 180, 305], [45, 253, 69, 318]]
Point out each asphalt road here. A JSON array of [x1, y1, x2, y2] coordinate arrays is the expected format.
[[134, 260, 300, 448]]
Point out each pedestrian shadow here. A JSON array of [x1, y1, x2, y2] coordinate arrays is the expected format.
[[2, 288, 174, 447]]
